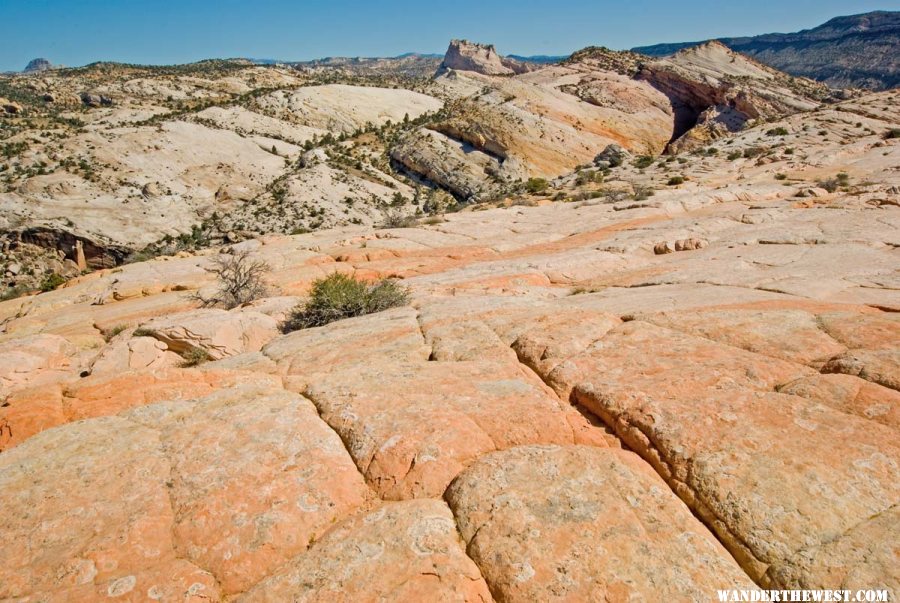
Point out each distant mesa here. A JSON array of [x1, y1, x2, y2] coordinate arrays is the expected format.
[[23, 58, 53, 73], [439, 39, 538, 76]]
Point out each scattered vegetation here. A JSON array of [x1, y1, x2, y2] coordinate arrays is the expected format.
[[884, 128, 900, 140], [39, 272, 67, 292], [379, 209, 417, 229], [632, 155, 654, 169], [0, 284, 31, 302], [193, 249, 270, 309], [766, 127, 789, 136], [524, 177, 549, 194], [101, 324, 129, 342], [282, 272, 410, 332], [666, 176, 685, 186], [178, 347, 211, 368], [817, 172, 850, 193], [631, 183, 656, 201]]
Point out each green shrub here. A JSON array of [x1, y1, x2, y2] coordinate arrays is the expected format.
[[282, 273, 410, 332], [0, 284, 31, 301], [524, 177, 549, 194], [666, 176, 684, 186], [632, 155, 654, 169], [743, 147, 764, 159], [766, 127, 789, 136], [39, 272, 67, 292], [727, 151, 742, 161], [884, 128, 900, 139]]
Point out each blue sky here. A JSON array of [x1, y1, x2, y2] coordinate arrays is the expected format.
[[0, 0, 896, 71]]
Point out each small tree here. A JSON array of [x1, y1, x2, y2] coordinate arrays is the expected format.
[[194, 249, 270, 309]]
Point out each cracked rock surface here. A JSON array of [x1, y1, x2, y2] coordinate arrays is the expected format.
[[1, 89, 899, 600]]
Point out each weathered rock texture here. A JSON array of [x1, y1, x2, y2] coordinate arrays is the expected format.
[[0, 79, 898, 600]]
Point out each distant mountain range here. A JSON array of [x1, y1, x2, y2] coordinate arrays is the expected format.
[[632, 11, 899, 90]]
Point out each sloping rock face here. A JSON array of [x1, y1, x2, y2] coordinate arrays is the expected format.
[[637, 41, 828, 150], [439, 39, 535, 76], [634, 10, 900, 90], [0, 90, 898, 599], [392, 51, 674, 199]]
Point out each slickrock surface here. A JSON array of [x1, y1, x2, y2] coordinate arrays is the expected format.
[[446, 446, 757, 600], [0, 88, 898, 599], [240, 500, 492, 602]]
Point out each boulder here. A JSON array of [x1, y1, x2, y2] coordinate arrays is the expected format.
[[593, 143, 630, 167], [79, 92, 113, 107], [0, 98, 24, 115]]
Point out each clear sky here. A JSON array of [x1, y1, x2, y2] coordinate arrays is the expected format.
[[1, 0, 897, 71]]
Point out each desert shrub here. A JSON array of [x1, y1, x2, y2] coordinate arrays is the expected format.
[[774, 173, 787, 180], [0, 283, 31, 301], [282, 273, 410, 332], [766, 127, 789, 136], [39, 272, 67, 292], [101, 324, 128, 342], [179, 347, 211, 367], [379, 209, 416, 229], [667, 176, 684, 186], [524, 177, 549, 194], [632, 155, 654, 169], [631, 183, 655, 201], [743, 147, 764, 159], [727, 151, 742, 161], [884, 128, 900, 139], [817, 178, 839, 193], [816, 173, 849, 193], [193, 249, 270, 309]]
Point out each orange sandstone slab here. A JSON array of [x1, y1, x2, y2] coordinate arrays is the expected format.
[[123, 386, 373, 595], [573, 384, 900, 587], [0, 416, 219, 601], [305, 359, 579, 499], [239, 500, 492, 602], [446, 445, 756, 601]]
